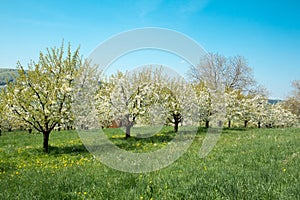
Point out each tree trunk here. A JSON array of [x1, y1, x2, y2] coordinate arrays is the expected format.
[[228, 120, 231, 128], [205, 120, 209, 128], [172, 113, 181, 132], [218, 121, 223, 127], [174, 121, 179, 132], [244, 120, 248, 128], [125, 125, 131, 138], [258, 121, 261, 128], [43, 131, 51, 152]]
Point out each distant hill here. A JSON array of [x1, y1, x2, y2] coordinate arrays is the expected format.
[[268, 99, 282, 105], [0, 68, 18, 86]]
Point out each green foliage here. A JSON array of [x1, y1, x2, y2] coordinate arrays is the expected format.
[[1, 128, 300, 199]]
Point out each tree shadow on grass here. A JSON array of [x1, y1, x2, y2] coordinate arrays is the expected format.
[[221, 127, 252, 134], [111, 130, 174, 141], [109, 130, 196, 151], [197, 126, 251, 136], [47, 144, 89, 155]]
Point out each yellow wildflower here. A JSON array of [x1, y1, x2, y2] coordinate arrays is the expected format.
[[283, 168, 287, 172]]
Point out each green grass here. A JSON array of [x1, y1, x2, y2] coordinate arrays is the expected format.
[[0, 127, 300, 199], [103, 126, 177, 152]]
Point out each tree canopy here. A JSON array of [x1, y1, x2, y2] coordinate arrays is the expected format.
[[4, 43, 81, 152]]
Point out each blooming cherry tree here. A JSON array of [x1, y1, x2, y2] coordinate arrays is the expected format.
[[158, 77, 198, 132], [97, 68, 160, 137], [6, 43, 80, 152]]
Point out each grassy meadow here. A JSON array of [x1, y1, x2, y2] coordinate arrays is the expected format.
[[0, 127, 300, 199]]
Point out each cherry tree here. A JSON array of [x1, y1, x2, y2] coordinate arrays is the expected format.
[[264, 103, 297, 128], [72, 60, 102, 130], [5, 43, 80, 152], [224, 89, 244, 128], [193, 83, 211, 128], [193, 81, 226, 128], [0, 93, 26, 132], [251, 95, 269, 128], [158, 77, 198, 132], [97, 69, 160, 137], [235, 95, 256, 128]]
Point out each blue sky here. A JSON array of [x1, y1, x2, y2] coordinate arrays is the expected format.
[[0, 0, 299, 99]]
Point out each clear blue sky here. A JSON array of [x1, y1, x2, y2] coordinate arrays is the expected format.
[[1, 0, 299, 99]]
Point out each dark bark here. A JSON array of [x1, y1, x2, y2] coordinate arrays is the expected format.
[[205, 120, 209, 128], [174, 121, 179, 132], [258, 121, 261, 128], [43, 131, 51, 152], [124, 114, 135, 138], [125, 125, 131, 138], [244, 120, 248, 128], [218, 121, 223, 127], [228, 120, 231, 128], [170, 113, 181, 132]]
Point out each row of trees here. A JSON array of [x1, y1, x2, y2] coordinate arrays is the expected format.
[[188, 53, 298, 128], [0, 44, 299, 151], [100, 73, 298, 129]]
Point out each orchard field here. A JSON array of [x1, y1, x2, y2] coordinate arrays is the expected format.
[[0, 43, 299, 200], [1, 127, 300, 199]]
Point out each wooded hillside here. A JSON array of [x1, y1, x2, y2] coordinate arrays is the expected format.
[[0, 68, 18, 86]]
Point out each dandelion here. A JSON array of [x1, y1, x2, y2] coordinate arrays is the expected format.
[[15, 171, 19, 175], [283, 168, 287, 172], [83, 192, 87, 195]]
